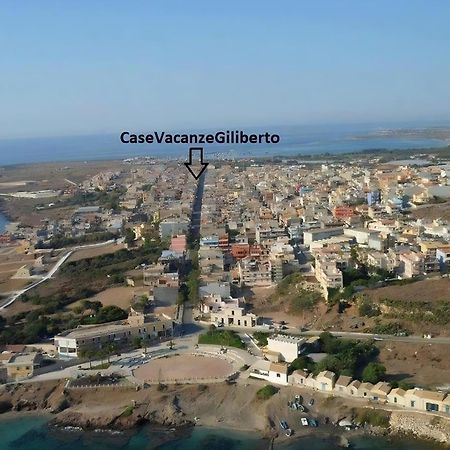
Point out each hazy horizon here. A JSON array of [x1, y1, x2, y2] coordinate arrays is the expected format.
[[1, 121, 449, 166], [2, 1, 450, 141]]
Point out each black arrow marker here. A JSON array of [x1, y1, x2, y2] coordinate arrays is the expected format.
[[184, 147, 209, 180]]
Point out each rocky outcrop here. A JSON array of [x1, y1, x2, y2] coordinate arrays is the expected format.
[[390, 411, 450, 445]]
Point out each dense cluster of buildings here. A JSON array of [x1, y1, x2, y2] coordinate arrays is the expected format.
[[193, 157, 450, 307]]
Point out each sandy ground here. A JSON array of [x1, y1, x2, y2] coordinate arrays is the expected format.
[[67, 243, 126, 262], [134, 354, 234, 382]]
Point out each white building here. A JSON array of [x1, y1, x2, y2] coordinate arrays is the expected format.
[[249, 360, 289, 385], [267, 335, 306, 363]]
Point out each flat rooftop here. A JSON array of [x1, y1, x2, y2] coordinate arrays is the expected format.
[[267, 335, 306, 345]]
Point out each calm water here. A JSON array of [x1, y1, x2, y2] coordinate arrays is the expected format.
[[0, 211, 9, 233], [0, 123, 449, 165], [0, 416, 447, 450]]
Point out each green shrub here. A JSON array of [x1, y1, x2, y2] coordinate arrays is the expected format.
[[356, 409, 390, 428], [289, 356, 316, 375], [198, 329, 244, 349], [253, 331, 270, 346], [120, 405, 134, 417], [256, 385, 279, 400], [362, 362, 386, 384], [289, 289, 321, 313]]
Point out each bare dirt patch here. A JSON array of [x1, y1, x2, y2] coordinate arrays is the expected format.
[[69, 286, 136, 310], [364, 278, 450, 303], [0, 298, 39, 318], [378, 341, 450, 389], [411, 203, 450, 222], [134, 354, 234, 382]]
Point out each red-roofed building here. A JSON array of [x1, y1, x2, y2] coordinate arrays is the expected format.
[[332, 206, 354, 220], [169, 235, 187, 253]]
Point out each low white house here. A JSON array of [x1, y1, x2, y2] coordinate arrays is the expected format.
[[249, 360, 289, 385]]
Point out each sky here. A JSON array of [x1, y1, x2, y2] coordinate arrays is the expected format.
[[1, 0, 450, 139]]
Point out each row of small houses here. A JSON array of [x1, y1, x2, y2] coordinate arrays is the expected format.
[[249, 362, 450, 415]]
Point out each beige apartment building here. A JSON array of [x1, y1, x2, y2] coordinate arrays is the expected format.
[[237, 257, 272, 286], [54, 309, 174, 358], [202, 294, 258, 328]]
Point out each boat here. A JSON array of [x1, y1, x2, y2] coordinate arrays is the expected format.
[[285, 428, 293, 437]]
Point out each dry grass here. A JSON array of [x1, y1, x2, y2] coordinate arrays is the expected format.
[[377, 341, 450, 389], [411, 203, 450, 221], [363, 278, 450, 303], [67, 243, 126, 262], [68, 286, 136, 310]]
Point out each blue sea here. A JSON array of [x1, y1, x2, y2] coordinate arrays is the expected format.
[[0, 123, 449, 165], [0, 416, 447, 450], [0, 211, 9, 233]]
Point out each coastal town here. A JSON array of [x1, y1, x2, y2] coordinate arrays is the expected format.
[[1, 151, 450, 444]]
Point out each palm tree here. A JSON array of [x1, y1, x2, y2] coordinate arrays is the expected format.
[[141, 335, 151, 354], [106, 343, 117, 363], [79, 348, 96, 369]]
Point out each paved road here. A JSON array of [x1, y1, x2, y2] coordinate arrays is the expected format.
[[0, 239, 118, 309], [222, 324, 450, 345], [303, 330, 450, 345], [23, 335, 257, 384], [0, 250, 73, 309]]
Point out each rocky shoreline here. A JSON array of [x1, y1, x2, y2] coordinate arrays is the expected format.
[[1, 380, 450, 448]]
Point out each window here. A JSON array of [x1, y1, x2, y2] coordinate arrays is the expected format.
[[394, 397, 397, 403], [411, 401, 415, 407], [426, 403, 439, 412], [276, 373, 280, 378]]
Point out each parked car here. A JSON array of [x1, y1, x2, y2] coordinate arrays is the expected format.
[[308, 398, 315, 406], [301, 418, 309, 426], [309, 418, 318, 427]]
